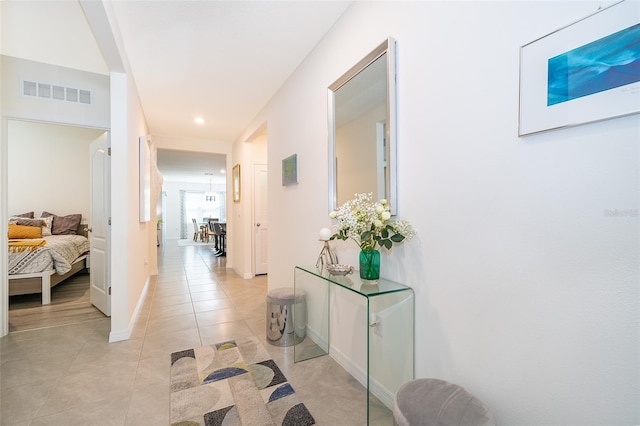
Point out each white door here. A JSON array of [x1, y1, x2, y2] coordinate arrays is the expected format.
[[254, 164, 268, 275], [89, 132, 111, 316]]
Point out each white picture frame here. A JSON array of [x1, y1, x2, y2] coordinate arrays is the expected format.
[[139, 136, 151, 222], [518, 0, 640, 136]]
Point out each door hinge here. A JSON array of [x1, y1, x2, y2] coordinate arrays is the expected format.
[[108, 217, 111, 225], [108, 147, 111, 156], [108, 287, 111, 295]]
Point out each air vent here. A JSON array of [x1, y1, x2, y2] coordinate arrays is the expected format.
[[52, 85, 65, 100], [22, 80, 92, 105], [38, 83, 51, 98], [79, 90, 91, 104], [66, 87, 78, 102]]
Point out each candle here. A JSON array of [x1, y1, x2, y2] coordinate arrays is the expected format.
[[318, 227, 332, 241]]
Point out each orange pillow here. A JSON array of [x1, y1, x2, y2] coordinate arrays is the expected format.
[[8, 224, 42, 239]]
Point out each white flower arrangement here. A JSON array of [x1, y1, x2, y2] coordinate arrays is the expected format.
[[329, 193, 415, 251]]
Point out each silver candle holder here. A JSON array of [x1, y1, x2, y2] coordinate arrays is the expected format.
[[316, 227, 339, 269]]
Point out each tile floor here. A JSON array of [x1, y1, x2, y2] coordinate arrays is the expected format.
[[1, 240, 392, 425]]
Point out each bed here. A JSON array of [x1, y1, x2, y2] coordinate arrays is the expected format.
[[7, 212, 90, 305]]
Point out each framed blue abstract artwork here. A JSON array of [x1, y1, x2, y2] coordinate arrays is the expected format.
[[519, 0, 639, 136]]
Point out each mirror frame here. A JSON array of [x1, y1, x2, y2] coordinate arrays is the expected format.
[[328, 37, 397, 215]]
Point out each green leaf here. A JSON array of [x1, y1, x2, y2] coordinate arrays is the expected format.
[[381, 228, 389, 239], [390, 233, 405, 243]]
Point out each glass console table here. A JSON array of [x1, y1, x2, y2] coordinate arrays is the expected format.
[[293, 265, 414, 425]]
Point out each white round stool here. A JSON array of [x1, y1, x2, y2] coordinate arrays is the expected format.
[[393, 378, 495, 426]]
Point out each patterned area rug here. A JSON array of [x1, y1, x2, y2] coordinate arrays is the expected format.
[[170, 336, 316, 426]]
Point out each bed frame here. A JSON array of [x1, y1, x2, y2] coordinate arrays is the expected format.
[[8, 255, 89, 304]]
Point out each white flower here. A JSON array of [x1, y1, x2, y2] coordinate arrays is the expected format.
[[328, 192, 415, 251], [391, 220, 416, 239]]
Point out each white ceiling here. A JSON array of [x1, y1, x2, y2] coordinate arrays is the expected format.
[[110, 1, 352, 143], [108, 1, 351, 182]]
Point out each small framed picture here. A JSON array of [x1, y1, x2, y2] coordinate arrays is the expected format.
[[232, 164, 241, 202], [282, 154, 298, 186]]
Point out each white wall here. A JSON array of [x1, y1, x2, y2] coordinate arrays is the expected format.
[[8, 120, 104, 220], [1, 55, 110, 130], [238, 1, 639, 424], [107, 69, 154, 342]]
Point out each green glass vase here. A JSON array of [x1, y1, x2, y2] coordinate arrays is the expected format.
[[359, 249, 380, 281]]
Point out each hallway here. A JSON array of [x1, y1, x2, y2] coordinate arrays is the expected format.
[[1, 240, 391, 425]]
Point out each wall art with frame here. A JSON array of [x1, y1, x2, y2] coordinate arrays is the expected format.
[[232, 164, 241, 202], [282, 154, 298, 186], [519, 0, 639, 136], [139, 136, 151, 222]]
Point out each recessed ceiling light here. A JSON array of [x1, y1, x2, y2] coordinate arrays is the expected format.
[[220, 169, 226, 174], [194, 117, 205, 125]]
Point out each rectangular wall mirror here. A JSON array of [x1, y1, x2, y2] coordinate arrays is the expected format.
[[328, 37, 397, 214]]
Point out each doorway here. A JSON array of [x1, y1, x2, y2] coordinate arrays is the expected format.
[[244, 124, 269, 277], [155, 149, 227, 245], [5, 119, 107, 332], [254, 164, 268, 275]]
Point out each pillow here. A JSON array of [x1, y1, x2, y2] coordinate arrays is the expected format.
[[12, 211, 35, 219], [14, 218, 44, 228], [39, 216, 53, 236], [8, 224, 42, 239], [41, 211, 82, 235]]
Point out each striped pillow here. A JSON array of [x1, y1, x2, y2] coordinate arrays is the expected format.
[[12, 211, 35, 219]]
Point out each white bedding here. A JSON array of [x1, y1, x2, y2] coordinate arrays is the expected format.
[[8, 235, 90, 275]]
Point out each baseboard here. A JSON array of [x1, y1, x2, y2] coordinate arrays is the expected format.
[[305, 325, 328, 352], [231, 265, 253, 279], [329, 346, 394, 410], [109, 276, 150, 343], [108, 328, 129, 343]]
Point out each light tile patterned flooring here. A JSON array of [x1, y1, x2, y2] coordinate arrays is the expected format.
[[1, 240, 393, 425]]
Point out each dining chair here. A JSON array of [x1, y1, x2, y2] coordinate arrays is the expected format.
[[191, 218, 201, 241], [213, 222, 226, 256], [202, 220, 215, 243]]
